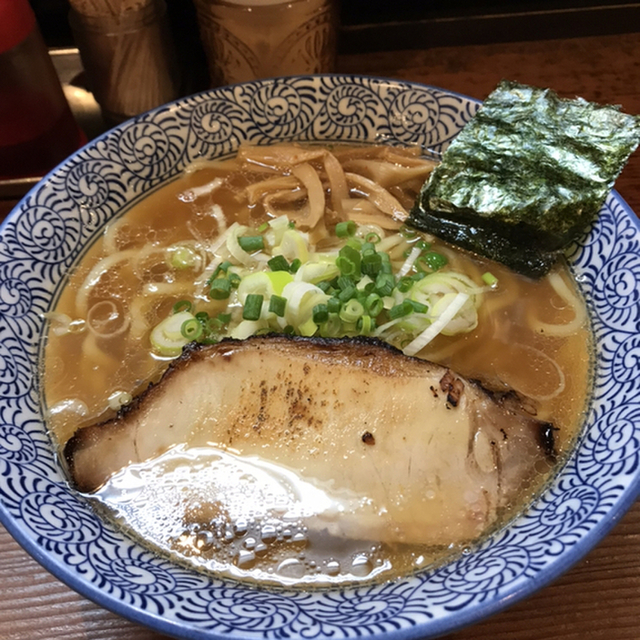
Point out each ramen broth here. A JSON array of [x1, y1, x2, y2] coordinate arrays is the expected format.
[[43, 143, 592, 586]]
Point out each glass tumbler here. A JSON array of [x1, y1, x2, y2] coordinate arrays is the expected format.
[[194, 0, 338, 86], [69, 0, 180, 126]]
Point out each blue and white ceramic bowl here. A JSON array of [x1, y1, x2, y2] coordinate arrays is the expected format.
[[1, 75, 639, 639]]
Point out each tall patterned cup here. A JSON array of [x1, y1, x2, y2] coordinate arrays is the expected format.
[[194, 0, 337, 86]]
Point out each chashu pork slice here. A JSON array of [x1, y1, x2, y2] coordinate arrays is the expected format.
[[64, 335, 555, 546]]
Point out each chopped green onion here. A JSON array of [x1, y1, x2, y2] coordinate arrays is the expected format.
[[417, 239, 431, 251], [169, 246, 199, 270], [335, 220, 356, 237], [238, 235, 265, 253], [228, 272, 241, 289], [258, 222, 269, 232], [419, 251, 448, 272], [339, 244, 361, 273], [288, 220, 296, 229], [379, 252, 393, 274], [400, 225, 417, 239], [173, 300, 193, 314], [396, 276, 413, 293], [362, 251, 382, 277], [217, 312, 232, 324], [283, 324, 295, 333], [269, 294, 287, 317], [375, 272, 395, 296], [362, 280, 376, 294], [149, 310, 195, 357], [207, 260, 232, 285], [361, 242, 376, 254], [389, 300, 415, 319], [290, 258, 301, 273], [312, 303, 329, 324], [181, 318, 203, 340], [365, 232, 381, 244], [339, 299, 364, 323], [299, 317, 317, 336], [327, 297, 341, 314], [482, 271, 499, 287], [268, 255, 290, 272], [365, 293, 383, 317], [243, 294, 264, 321], [338, 285, 356, 302], [209, 277, 231, 300], [409, 300, 429, 313], [207, 316, 224, 331], [357, 315, 373, 335], [336, 255, 356, 276], [319, 314, 342, 337], [317, 280, 333, 293]]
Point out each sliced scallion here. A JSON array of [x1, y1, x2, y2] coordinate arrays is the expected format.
[[209, 277, 231, 300], [357, 314, 373, 335], [389, 300, 414, 319], [365, 293, 383, 317], [409, 300, 429, 314], [268, 254, 290, 272], [336, 255, 356, 276], [207, 260, 232, 285], [173, 300, 193, 314], [482, 271, 499, 287], [375, 272, 395, 296], [420, 251, 448, 272], [238, 235, 265, 252], [339, 244, 361, 278], [336, 220, 356, 238], [312, 303, 329, 324], [396, 276, 413, 293], [361, 251, 382, 277], [338, 285, 356, 302], [243, 294, 264, 321], [327, 297, 341, 314], [181, 318, 203, 340], [169, 246, 199, 270], [339, 299, 364, 323], [365, 232, 381, 244], [269, 295, 287, 317]]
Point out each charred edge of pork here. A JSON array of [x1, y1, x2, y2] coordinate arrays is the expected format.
[[470, 381, 558, 461]]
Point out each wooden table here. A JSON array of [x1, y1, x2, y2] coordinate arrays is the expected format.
[[1, 31, 639, 640]]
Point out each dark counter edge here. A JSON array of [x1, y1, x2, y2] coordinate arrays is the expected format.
[[338, 3, 640, 53]]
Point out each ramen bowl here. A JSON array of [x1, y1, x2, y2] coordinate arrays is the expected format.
[[1, 75, 639, 639]]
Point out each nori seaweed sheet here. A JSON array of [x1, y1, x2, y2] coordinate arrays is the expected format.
[[409, 80, 640, 278]]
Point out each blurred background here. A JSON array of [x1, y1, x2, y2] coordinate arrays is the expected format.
[[30, 0, 640, 95]]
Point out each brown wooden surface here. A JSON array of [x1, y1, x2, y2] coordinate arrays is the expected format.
[[1, 31, 639, 640]]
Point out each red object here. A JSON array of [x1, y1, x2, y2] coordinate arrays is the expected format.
[[0, 0, 36, 54], [0, 0, 84, 179]]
